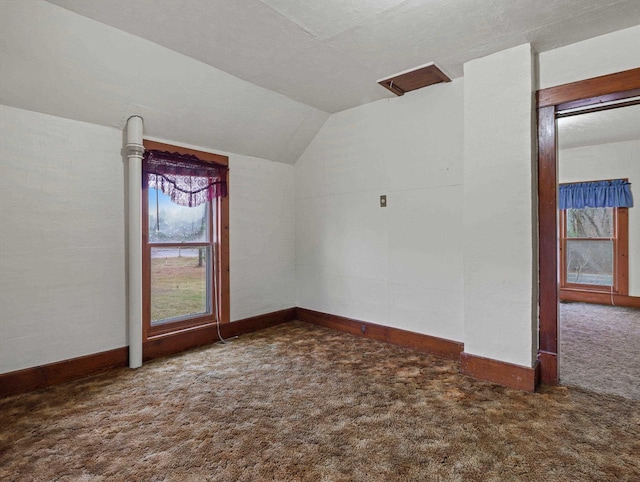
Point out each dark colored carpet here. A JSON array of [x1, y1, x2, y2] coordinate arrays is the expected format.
[[560, 302, 640, 399], [1, 321, 639, 481]]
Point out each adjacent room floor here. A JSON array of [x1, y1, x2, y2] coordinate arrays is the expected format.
[[560, 301, 640, 399]]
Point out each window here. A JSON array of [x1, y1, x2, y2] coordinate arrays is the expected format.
[[560, 205, 628, 295], [142, 141, 229, 339]]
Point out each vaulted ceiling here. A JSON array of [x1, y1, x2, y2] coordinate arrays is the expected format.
[[2, 1, 640, 164], [47, 0, 640, 112]]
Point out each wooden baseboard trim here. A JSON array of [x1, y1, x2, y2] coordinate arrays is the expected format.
[[1, 308, 296, 398], [296, 307, 464, 360], [460, 352, 539, 392], [143, 307, 297, 360], [537, 350, 558, 386], [559, 289, 640, 308], [2, 307, 546, 396], [223, 307, 297, 338], [0, 347, 128, 398]]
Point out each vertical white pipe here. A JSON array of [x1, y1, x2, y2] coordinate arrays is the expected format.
[[126, 115, 144, 368]]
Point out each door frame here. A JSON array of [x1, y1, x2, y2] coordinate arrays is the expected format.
[[537, 67, 640, 385]]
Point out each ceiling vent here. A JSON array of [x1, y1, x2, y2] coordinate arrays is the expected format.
[[378, 62, 451, 96]]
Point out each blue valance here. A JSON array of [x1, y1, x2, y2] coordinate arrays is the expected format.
[[559, 179, 633, 210]]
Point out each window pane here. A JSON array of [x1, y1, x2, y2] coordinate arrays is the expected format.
[[148, 188, 208, 243], [566, 239, 613, 286], [566, 207, 613, 238], [151, 247, 210, 325]]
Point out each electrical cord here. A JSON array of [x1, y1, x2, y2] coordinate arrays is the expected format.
[[212, 226, 227, 344]]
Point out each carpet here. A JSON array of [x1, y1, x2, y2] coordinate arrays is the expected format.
[[1, 321, 639, 481], [560, 302, 640, 399]]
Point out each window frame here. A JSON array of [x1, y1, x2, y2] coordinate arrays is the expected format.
[[142, 140, 229, 341], [559, 186, 628, 296]]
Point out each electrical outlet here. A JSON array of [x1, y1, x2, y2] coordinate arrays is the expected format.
[[380, 195, 387, 207]]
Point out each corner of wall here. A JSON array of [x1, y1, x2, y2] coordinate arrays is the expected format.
[[462, 43, 538, 369]]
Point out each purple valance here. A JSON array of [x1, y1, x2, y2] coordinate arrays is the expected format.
[[143, 149, 227, 207]]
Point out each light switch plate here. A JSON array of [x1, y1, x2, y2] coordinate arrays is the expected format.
[[380, 195, 387, 207]]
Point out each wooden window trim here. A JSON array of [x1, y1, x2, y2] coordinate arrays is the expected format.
[[559, 204, 628, 297], [142, 140, 229, 342]]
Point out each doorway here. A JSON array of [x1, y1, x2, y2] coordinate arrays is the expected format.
[[556, 105, 640, 398], [537, 67, 640, 387]]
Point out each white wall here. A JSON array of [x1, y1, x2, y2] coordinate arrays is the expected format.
[[3, 9, 640, 377], [0, 106, 296, 374], [539, 24, 640, 89], [463, 44, 537, 367], [294, 29, 640, 370], [0, 105, 127, 373], [559, 140, 640, 295], [295, 79, 465, 342], [229, 154, 295, 321], [145, 136, 297, 322]]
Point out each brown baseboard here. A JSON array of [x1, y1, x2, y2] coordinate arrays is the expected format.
[[1, 308, 296, 398], [143, 307, 297, 360], [460, 352, 539, 392], [537, 350, 558, 386], [2, 307, 545, 397], [296, 307, 464, 360], [223, 307, 297, 338], [560, 289, 640, 308], [297, 308, 544, 392], [143, 323, 219, 361], [0, 347, 129, 398]]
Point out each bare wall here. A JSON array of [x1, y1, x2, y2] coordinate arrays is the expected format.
[[294, 79, 465, 342], [0, 106, 296, 374], [539, 24, 640, 90], [229, 154, 296, 321], [0, 104, 127, 373], [462, 44, 537, 368]]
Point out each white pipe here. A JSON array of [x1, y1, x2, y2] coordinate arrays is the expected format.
[[126, 115, 144, 368]]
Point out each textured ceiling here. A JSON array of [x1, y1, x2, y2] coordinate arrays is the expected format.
[[558, 103, 640, 150], [0, 1, 329, 164], [3, 1, 640, 165], [46, 0, 640, 113]]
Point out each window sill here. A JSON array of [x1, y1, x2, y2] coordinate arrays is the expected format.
[[146, 317, 224, 341], [559, 288, 640, 307]]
